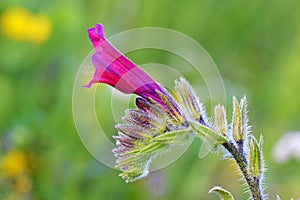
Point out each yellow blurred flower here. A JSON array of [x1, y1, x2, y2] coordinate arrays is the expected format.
[[1, 150, 27, 178], [0, 7, 51, 44], [26, 14, 52, 44], [0, 7, 30, 40], [13, 174, 32, 193]]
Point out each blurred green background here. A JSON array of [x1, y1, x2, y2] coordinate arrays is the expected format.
[[1, 0, 300, 199]]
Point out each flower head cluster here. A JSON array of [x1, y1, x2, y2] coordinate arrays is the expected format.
[[85, 24, 263, 188], [85, 24, 223, 182], [113, 80, 203, 182]]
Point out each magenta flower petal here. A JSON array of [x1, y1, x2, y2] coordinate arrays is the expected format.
[[87, 24, 106, 48], [84, 24, 166, 103]]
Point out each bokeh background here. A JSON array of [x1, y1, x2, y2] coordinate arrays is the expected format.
[[1, 0, 300, 199]]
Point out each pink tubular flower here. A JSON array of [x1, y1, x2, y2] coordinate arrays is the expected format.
[[84, 24, 166, 104]]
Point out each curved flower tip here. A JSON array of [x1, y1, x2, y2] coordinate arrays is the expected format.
[[84, 23, 167, 104], [87, 24, 106, 48]]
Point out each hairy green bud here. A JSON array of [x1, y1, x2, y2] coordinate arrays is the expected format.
[[214, 105, 227, 136], [248, 136, 263, 178]]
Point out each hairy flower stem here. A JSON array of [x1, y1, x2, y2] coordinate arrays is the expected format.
[[236, 140, 244, 154], [222, 142, 263, 200]]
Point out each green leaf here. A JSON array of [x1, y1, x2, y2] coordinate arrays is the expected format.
[[137, 142, 167, 154], [151, 128, 192, 142], [191, 121, 228, 144], [209, 186, 235, 200], [191, 121, 228, 158]]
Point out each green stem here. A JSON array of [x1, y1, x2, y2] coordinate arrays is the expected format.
[[222, 142, 263, 200]]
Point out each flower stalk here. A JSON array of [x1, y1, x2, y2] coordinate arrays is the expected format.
[[222, 142, 263, 200]]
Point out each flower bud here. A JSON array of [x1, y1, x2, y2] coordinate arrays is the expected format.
[[231, 96, 249, 142], [248, 136, 264, 178], [214, 105, 227, 136]]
